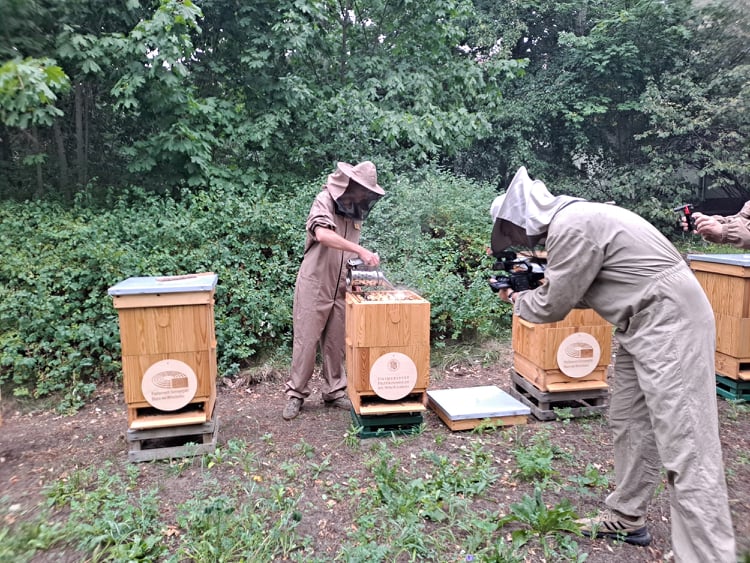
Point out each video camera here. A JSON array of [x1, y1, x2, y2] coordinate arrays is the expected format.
[[488, 251, 546, 293], [673, 203, 696, 231]]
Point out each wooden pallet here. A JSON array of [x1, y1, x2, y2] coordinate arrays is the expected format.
[[509, 371, 609, 421], [126, 417, 219, 462], [513, 352, 609, 393], [716, 375, 750, 403], [714, 351, 750, 381], [350, 410, 424, 439]]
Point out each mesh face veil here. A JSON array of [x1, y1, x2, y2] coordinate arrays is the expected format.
[[333, 181, 383, 221]]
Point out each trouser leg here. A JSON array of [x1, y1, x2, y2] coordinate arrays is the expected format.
[[635, 338, 736, 563], [285, 282, 331, 400], [320, 295, 347, 401], [605, 348, 661, 517], [616, 275, 736, 562]]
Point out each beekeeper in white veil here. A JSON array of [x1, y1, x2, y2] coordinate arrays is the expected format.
[[490, 167, 736, 562]]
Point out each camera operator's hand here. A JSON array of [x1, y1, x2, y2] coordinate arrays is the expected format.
[[693, 213, 723, 239], [498, 287, 515, 304]]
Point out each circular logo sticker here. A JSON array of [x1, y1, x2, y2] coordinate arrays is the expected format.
[[141, 359, 198, 411], [556, 332, 601, 378], [370, 352, 418, 400]]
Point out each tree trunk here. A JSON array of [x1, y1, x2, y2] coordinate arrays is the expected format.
[[31, 127, 44, 199], [75, 82, 86, 186], [0, 125, 10, 195], [53, 120, 70, 199]]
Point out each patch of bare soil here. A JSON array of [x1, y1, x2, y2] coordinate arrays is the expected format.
[[1, 340, 748, 562]]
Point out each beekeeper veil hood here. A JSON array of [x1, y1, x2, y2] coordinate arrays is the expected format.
[[326, 161, 384, 221], [490, 167, 583, 255]]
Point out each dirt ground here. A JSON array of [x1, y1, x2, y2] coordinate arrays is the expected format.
[[1, 339, 748, 562]]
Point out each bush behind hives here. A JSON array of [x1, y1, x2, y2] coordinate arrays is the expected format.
[[0, 166, 505, 409]]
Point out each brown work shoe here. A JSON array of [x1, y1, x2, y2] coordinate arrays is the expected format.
[[282, 397, 303, 420], [577, 509, 651, 546], [324, 396, 353, 410]]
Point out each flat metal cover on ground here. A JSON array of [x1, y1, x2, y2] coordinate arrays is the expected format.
[[427, 385, 530, 421]]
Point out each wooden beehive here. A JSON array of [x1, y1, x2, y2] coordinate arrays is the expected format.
[[109, 273, 218, 429], [512, 308, 612, 392], [345, 290, 430, 414], [689, 254, 750, 380]]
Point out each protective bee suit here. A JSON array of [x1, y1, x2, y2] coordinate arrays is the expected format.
[[491, 167, 736, 562], [284, 162, 384, 406]]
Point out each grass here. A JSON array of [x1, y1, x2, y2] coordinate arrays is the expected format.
[[1, 425, 608, 563], [2, 410, 748, 562]]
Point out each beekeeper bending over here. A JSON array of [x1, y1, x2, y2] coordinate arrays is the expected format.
[[490, 167, 735, 562]]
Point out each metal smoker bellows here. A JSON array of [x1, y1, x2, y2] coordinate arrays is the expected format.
[[346, 257, 393, 293]]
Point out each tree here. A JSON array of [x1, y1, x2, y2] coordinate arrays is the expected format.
[[0, 56, 70, 196], [453, 0, 747, 225], [635, 1, 750, 206]]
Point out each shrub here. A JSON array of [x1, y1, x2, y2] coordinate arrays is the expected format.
[[0, 166, 507, 407]]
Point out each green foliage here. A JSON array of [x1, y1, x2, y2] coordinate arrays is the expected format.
[[0, 513, 62, 562], [633, 1, 750, 204], [175, 491, 304, 561], [498, 484, 585, 562], [365, 165, 505, 340], [455, 0, 748, 230], [342, 440, 503, 559], [5, 429, 694, 561], [34, 447, 307, 562], [45, 463, 167, 560], [0, 166, 506, 405], [0, 0, 746, 227], [511, 429, 558, 482], [567, 463, 610, 494], [0, 57, 70, 128]]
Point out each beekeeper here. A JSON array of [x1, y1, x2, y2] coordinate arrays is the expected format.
[[283, 161, 384, 421], [490, 167, 736, 562]]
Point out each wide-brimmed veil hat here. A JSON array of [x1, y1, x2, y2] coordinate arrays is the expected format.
[[326, 161, 385, 199]]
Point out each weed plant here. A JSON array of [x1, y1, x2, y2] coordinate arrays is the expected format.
[[497, 484, 585, 562], [0, 426, 697, 562], [511, 429, 558, 482]]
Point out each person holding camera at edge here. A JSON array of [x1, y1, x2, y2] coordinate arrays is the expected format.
[[681, 200, 750, 249], [489, 167, 736, 562], [282, 161, 384, 421]]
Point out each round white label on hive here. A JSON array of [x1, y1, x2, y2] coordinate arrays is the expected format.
[[556, 332, 601, 378], [141, 359, 198, 411], [370, 352, 417, 400]]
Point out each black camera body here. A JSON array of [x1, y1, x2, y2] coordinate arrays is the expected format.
[[673, 203, 696, 231], [488, 251, 546, 293]]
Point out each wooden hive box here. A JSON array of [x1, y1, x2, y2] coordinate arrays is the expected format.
[[108, 273, 218, 429], [345, 290, 430, 415], [689, 254, 750, 380], [512, 308, 612, 392]]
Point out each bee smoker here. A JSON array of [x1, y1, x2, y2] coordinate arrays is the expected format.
[[346, 257, 393, 291]]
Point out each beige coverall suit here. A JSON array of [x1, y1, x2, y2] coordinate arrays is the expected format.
[[494, 169, 736, 562], [284, 189, 361, 402]]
